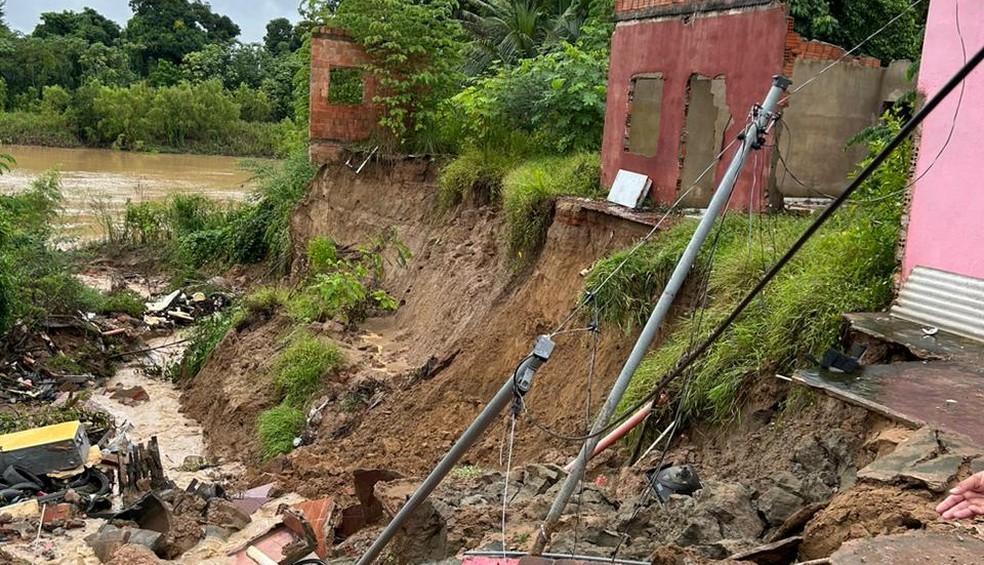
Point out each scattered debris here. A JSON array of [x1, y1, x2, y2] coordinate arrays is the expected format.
[[143, 288, 231, 327]]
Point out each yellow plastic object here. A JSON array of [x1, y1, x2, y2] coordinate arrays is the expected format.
[[0, 420, 90, 475]]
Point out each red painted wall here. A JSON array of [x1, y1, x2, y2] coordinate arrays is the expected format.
[[309, 28, 377, 163], [601, 6, 788, 209]]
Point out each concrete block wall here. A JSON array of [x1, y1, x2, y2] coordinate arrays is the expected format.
[[308, 27, 377, 164]]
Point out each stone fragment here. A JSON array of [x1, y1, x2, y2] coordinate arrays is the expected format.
[[756, 487, 804, 527], [205, 499, 251, 532]]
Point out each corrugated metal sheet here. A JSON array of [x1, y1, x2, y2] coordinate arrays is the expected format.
[[893, 267, 984, 343]]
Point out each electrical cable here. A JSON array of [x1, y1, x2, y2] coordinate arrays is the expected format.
[[775, 119, 838, 200], [783, 0, 926, 101], [571, 301, 600, 556], [500, 411, 517, 558], [848, 0, 967, 206], [598, 40, 984, 446], [551, 135, 743, 335]]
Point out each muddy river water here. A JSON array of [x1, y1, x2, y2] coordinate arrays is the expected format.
[[0, 145, 267, 239]]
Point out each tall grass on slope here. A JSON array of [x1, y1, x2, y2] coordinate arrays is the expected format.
[[586, 112, 908, 424], [501, 152, 602, 259]]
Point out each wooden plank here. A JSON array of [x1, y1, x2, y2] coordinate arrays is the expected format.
[[785, 371, 924, 427], [787, 362, 984, 446]]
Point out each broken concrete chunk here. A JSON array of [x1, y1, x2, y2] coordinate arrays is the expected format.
[[205, 498, 251, 532], [85, 524, 162, 562], [857, 427, 974, 492], [646, 481, 765, 548], [830, 531, 984, 565], [110, 385, 151, 406], [756, 487, 804, 527]]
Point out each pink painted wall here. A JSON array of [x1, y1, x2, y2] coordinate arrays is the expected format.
[[903, 0, 984, 279], [600, 6, 788, 210]]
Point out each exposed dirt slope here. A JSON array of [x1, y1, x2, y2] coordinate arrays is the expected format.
[[187, 159, 655, 495], [284, 160, 654, 494]]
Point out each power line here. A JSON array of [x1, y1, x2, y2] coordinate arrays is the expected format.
[[785, 0, 926, 100]]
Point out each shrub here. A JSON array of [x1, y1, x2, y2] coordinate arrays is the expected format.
[[273, 331, 343, 407], [0, 111, 81, 147], [171, 311, 235, 381], [257, 403, 306, 460], [449, 42, 609, 154]]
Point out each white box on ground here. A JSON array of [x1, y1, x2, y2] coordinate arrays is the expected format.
[[607, 169, 651, 209]]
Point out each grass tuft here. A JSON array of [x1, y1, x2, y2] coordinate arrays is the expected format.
[[501, 152, 601, 259], [274, 331, 343, 407], [170, 311, 236, 381], [257, 403, 306, 461], [437, 147, 520, 210]]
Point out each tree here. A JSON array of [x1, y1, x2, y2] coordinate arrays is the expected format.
[[0, 0, 8, 33], [33, 8, 122, 46], [0, 35, 89, 100], [123, 0, 241, 72], [459, 0, 601, 75], [79, 42, 137, 86], [789, 0, 927, 62], [264, 18, 294, 56], [332, 0, 466, 145]]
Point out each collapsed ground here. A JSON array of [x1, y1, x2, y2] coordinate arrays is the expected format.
[[2, 154, 982, 564], [176, 159, 984, 562]]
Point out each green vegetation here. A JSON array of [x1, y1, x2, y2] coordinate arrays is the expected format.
[[502, 153, 602, 257], [257, 403, 306, 460], [0, 398, 112, 437], [257, 330, 343, 460], [449, 42, 609, 154], [98, 147, 316, 274], [274, 331, 343, 406], [790, 0, 927, 62], [170, 310, 236, 382], [331, 0, 464, 148], [0, 1, 312, 156], [0, 171, 139, 331], [437, 147, 525, 209], [288, 234, 406, 324], [592, 111, 909, 425]]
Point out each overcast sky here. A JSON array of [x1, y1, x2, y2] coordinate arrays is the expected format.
[[5, 1, 301, 43]]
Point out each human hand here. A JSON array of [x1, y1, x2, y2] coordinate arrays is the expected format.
[[936, 471, 984, 520]]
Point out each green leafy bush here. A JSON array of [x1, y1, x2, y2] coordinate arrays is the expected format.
[[289, 233, 405, 324], [450, 42, 608, 154], [332, 0, 465, 148], [0, 171, 109, 330], [257, 403, 306, 460]]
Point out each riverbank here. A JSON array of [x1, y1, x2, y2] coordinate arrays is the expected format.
[[0, 111, 286, 159], [0, 145, 267, 240]]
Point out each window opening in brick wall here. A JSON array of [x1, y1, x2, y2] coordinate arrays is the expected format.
[[328, 67, 365, 105], [678, 74, 731, 206], [624, 74, 664, 157]]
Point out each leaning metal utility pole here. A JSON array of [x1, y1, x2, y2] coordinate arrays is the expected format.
[[532, 75, 790, 554], [356, 336, 555, 565]]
